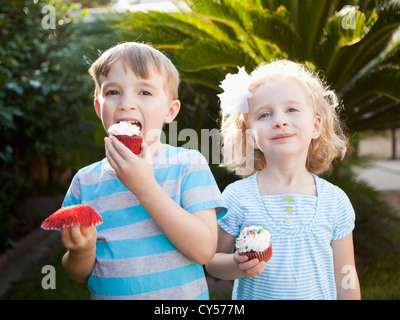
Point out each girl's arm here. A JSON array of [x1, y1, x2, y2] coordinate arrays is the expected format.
[[205, 226, 266, 280], [331, 232, 361, 300]]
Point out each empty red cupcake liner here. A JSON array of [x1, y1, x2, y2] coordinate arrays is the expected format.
[[41, 204, 103, 230]]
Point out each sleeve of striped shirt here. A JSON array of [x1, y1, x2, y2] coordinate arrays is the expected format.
[[180, 150, 226, 214], [62, 173, 82, 207], [217, 183, 243, 237], [332, 187, 355, 240]]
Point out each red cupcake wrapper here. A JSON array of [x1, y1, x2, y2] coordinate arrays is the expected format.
[[41, 204, 103, 230], [239, 245, 272, 263], [116, 135, 143, 154]]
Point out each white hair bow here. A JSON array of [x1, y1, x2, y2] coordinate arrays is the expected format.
[[218, 67, 253, 115]]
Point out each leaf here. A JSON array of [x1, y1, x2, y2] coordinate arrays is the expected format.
[[0, 106, 22, 130], [5, 82, 24, 95], [329, 1, 400, 88], [282, 0, 333, 58], [250, 6, 303, 59], [345, 64, 400, 106], [177, 38, 257, 73]]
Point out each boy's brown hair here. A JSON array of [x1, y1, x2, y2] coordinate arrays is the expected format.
[[89, 42, 180, 100]]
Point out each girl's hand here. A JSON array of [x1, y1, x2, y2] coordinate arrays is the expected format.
[[233, 250, 267, 277], [105, 136, 157, 196], [60, 225, 97, 254]]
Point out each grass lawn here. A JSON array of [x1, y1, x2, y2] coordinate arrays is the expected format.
[[1, 247, 90, 300], [2, 244, 399, 300], [358, 253, 400, 300]]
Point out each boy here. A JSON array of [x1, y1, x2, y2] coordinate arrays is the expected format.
[[60, 42, 226, 299]]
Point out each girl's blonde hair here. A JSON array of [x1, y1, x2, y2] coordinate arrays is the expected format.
[[220, 59, 349, 178]]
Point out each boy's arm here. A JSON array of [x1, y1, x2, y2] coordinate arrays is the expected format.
[[61, 226, 97, 283], [205, 226, 266, 280], [105, 137, 218, 264], [139, 182, 218, 265], [331, 232, 361, 299]]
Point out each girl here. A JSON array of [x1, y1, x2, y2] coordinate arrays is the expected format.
[[206, 60, 361, 300]]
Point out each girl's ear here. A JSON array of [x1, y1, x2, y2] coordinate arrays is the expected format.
[[312, 115, 322, 140], [94, 99, 101, 119], [246, 128, 259, 150], [164, 99, 181, 124]]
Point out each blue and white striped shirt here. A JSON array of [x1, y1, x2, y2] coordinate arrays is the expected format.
[[62, 144, 226, 299], [218, 172, 355, 300]]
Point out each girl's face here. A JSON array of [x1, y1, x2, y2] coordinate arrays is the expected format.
[[246, 78, 321, 163]]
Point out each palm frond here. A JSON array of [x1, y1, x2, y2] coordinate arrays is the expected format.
[[349, 102, 400, 130], [176, 38, 258, 73], [316, 6, 376, 79], [340, 38, 400, 124], [344, 63, 400, 106], [119, 11, 228, 44], [331, 1, 400, 88], [250, 5, 303, 59], [281, 0, 334, 58]]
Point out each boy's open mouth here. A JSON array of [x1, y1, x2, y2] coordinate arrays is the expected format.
[[118, 120, 142, 131]]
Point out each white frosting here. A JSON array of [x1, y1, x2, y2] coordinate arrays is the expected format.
[[108, 121, 140, 136], [235, 225, 271, 253]]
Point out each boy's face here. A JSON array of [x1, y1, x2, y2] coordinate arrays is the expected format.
[[94, 60, 180, 149]]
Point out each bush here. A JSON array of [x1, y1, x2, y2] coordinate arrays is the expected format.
[[0, 0, 102, 252], [324, 155, 400, 265]]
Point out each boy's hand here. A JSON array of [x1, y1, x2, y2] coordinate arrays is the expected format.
[[61, 226, 97, 283], [60, 225, 97, 254], [105, 136, 157, 196], [233, 250, 267, 278]]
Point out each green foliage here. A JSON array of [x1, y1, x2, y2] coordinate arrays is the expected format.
[[0, 0, 102, 251], [359, 253, 400, 299], [0, 0, 99, 166], [324, 156, 400, 262]]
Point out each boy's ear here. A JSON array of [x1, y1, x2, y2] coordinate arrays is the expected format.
[[164, 99, 181, 124], [94, 99, 101, 119]]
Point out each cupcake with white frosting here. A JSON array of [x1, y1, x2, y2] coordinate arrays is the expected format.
[[236, 226, 272, 263], [108, 121, 142, 154]]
